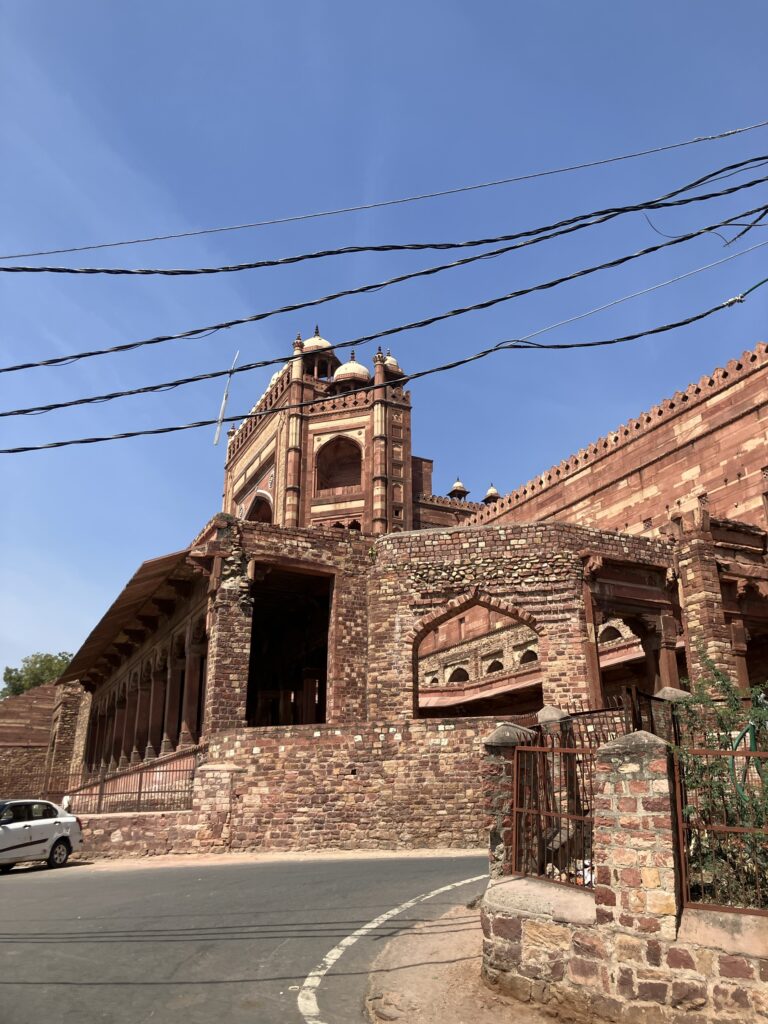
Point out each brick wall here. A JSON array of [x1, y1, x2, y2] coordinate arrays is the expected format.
[[480, 730, 768, 1024], [198, 717, 500, 851]]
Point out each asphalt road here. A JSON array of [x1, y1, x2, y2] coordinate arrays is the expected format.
[[0, 853, 488, 1024]]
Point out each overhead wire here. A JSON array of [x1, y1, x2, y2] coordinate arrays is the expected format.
[[2, 181, 767, 377], [2, 275, 766, 454], [3, 154, 768, 275], [0, 199, 764, 413], [3, 118, 768, 261]]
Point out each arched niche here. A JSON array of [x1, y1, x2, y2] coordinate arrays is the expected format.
[[315, 436, 362, 493], [412, 593, 541, 718], [245, 491, 273, 524]]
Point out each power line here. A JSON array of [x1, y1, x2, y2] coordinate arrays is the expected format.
[[4, 119, 768, 261], [3, 155, 767, 276], [1, 190, 765, 379], [2, 277, 765, 455], [2, 202, 763, 418]]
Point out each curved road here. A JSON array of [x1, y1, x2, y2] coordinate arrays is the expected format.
[[0, 853, 487, 1024]]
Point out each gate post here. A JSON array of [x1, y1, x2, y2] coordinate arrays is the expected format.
[[483, 723, 536, 878]]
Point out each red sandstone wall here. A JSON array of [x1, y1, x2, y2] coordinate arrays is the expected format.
[[469, 345, 768, 537], [0, 685, 56, 782]]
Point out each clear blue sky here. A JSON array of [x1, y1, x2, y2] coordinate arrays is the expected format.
[[1, 2, 767, 670]]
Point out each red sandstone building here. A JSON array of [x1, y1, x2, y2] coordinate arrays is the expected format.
[[2, 335, 767, 852]]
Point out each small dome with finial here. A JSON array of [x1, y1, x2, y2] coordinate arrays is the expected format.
[[333, 350, 371, 384], [483, 483, 501, 504], [384, 349, 403, 372], [448, 476, 469, 500], [303, 324, 332, 353]]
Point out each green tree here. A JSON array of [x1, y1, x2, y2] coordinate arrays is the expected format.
[[1, 652, 73, 699]]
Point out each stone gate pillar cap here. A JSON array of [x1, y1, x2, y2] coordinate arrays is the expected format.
[[597, 729, 668, 759], [483, 723, 536, 748], [655, 686, 688, 702], [537, 705, 571, 724]]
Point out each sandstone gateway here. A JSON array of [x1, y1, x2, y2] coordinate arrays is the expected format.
[[4, 333, 767, 855]]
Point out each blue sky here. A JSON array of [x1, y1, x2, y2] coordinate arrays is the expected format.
[[1, 2, 767, 670]]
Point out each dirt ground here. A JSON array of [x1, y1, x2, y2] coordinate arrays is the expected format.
[[365, 904, 550, 1024]]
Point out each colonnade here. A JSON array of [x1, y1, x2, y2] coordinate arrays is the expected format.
[[84, 619, 207, 772]]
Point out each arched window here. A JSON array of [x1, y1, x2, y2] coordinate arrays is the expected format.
[[245, 494, 273, 524], [316, 437, 362, 492], [486, 659, 503, 674], [599, 626, 622, 643], [348, 520, 361, 532], [448, 667, 469, 683], [520, 649, 538, 665]]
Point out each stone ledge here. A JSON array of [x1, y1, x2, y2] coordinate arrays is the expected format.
[[483, 876, 596, 927], [677, 907, 768, 958]]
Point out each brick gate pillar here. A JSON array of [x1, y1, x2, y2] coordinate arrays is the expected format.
[[483, 722, 537, 878], [593, 731, 679, 943]]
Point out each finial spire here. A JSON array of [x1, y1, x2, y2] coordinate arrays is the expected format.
[[314, 324, 320, 337]]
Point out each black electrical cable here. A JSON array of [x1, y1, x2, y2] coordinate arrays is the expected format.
[[4, 118, 768, 261], [0, 199, 762, 416], [2, 277, 765, 455], [3, 155, 768, 276], [2, 180, 767, 378]]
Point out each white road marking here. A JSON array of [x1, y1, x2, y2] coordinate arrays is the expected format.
[[297, 873, 486, 1024]]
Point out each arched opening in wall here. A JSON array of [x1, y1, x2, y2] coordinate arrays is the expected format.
[[598, 626, 622, 644], [316, 437, 362, 494], [246, 568, 331, 728], [245, 494, 273, 524], [520, 649, 538, 666], [415, 601, 541, 719], [348, 520, 361, 532], [448, 667, 469, 683]]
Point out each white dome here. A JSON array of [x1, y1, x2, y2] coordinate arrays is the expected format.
[[334, 351, 371, 384], [303, 325, 332, 354]]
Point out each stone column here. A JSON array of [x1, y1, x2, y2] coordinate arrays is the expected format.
[[658, 612, 681, 692], [99, 704, 113, 768], [145, 657, 168, 759], [673, 507, 738, 684], [111, 695, 126, 769], [179, 635, 205, 747], [161, 653, 185, 754], [581, 581, 605, 709], [119, 681, 139, 768], [371, 350, 389, 535], [593, 731, 678, 941], [283, 336, 304, 528], [131, 674, 151, 763], [729, 617, 750, 692], [483, 722, 537, 878], [203, 549, 253, 735]]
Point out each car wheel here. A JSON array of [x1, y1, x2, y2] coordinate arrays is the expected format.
[[0, 864, 14, 874], [47, 840, 70, 869]]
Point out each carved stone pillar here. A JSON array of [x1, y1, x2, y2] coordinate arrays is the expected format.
[[179, 631, 206, 747], [131, 671, 151, 763], [161, 651, 185, 754], [120, 680, 139, 768], [111, 695, 126, 769], [145, 655, 168, 759], [730, 616, 750, 692]]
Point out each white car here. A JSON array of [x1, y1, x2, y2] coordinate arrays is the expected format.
[[0, 799, 84, 872]]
